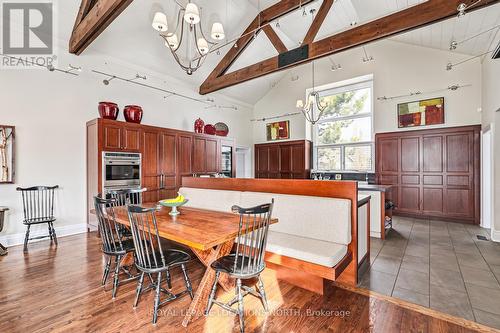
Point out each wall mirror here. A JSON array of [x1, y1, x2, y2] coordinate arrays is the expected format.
[[0, 125, 15, 184]]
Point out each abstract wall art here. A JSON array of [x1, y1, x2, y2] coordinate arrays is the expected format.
[[397, 97, 444, 128], [266, 121, 290, 141]]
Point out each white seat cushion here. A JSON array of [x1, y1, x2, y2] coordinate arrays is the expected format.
[[178, 187, 241, 213], [240, 192, 351, 245], [266, 231, 348, 267]]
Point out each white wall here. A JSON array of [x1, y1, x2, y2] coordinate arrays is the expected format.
[[481, 49, 500, 240], [253, 40, 482, 144], [0, 46, 253, 243]]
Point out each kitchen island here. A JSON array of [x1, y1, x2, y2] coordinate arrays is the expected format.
[[358, 185, 393, 239]]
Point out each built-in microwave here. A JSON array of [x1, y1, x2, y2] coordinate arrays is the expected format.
[[102, 152, 141, 192]]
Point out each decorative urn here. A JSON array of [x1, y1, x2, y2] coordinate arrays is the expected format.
[[194, 118, 205, 133], [124, 105, 143, 123], [98, 102, 119, 120]]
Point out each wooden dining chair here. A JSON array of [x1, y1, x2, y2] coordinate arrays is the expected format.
[[94, 196, 137, 298], [205, 200, 274, 333], [16, 186, 59, 252], [108, 188, 146, 207], [108, 188, 147, 238], [127, 205, 194, 324]]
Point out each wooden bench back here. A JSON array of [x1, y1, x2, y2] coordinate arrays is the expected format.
[[181, 177, 359, 285]]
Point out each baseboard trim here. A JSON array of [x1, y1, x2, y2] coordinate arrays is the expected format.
[[491, 229, 500, 242], [0, 223, 87, 247]]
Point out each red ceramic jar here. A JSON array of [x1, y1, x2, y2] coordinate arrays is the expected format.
[[124, 105, 143, 124], [194, 118, 204, 133], [204, 124, 216, 135], [98, 102, 119, 120]]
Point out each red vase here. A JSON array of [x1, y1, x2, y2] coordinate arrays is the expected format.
[[124, 105, 143, 123], [98, 102, 119, 120], [194, 118, 204, 133], [204, 124, 216, 135]]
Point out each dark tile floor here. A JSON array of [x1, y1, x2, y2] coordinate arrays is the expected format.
[[359, 216, 500, 329]]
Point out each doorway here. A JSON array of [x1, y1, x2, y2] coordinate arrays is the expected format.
[[235, 146, 252, 178]]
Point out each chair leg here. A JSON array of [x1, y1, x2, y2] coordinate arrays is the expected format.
[[152, 272, 162, 324], [134, 272, 145, 308], [181, 264, 193, 299], [23, 225, 31, 252], [237, 278, 245, 333], [102, 256, 111, 286], [165, 268, 172, 289], [205, 271, 220, 315], [48, 223, 53, 241], [50, 223, 58, 245], [257, 275, 269, 312], [112, 255, 121, 299]]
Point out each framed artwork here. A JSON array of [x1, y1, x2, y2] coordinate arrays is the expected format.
[[0, 125, 15, 184], [266, 121, 290, 141], [398, 97, 444, 128]]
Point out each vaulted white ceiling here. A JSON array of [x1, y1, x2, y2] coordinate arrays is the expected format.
[[392, 2, 500, 56], [57, 0, 499, 106]]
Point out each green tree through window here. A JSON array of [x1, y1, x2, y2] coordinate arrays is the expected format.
[[314, 81, 373, 172]]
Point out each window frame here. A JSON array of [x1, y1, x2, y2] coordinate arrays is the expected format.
[[312, 77, 375, 173]]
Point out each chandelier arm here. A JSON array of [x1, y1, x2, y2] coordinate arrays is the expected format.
[[167, 47, 191, 72], [197, 14, 214, 45], [192, 25, 204, 57]]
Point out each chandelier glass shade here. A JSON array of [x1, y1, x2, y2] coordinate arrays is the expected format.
[[296, 61, 328, 125], [152, 1, 225, 75]]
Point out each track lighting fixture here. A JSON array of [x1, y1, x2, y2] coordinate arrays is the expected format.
[[457, 1, 482, 18], [103, 76, 116, 85], [127, 74, 147, 82], [64, 64, 82, 74], [331, 63, 342, 71], [449, 41, 458, 50], [446, 49, 494, 71], [362, 47, 374, 63]]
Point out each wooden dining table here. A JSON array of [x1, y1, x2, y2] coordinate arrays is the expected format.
[[111, 204, 278, 327]]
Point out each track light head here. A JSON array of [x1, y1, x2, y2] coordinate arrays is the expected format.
[[457, 3, 467, 17], [103, 76, 115, 85], [446, 63, 453, 71], [450, 40, 458, 50]]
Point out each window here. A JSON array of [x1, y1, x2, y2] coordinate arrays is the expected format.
[[312, 77, 374, 172]]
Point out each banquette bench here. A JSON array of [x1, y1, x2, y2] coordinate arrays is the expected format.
[[180, 177, 366, 293]]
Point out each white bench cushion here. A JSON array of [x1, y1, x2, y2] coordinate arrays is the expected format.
[[240, 192, 351, 245], [266, 231, 348, 267], [178, 187, 241, 213]]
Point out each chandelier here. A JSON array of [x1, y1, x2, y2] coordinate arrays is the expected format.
[[296, 61, 328, 125], [152, 1, 225, 75]]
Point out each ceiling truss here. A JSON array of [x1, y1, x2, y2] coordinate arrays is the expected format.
[[200, 0, 500, 95], [70, 0, 133, 55]]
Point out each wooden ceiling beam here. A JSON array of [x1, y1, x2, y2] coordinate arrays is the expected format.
[[69, 0, 133, 55], [262, 25, 288, 53], [204, 0, 315, 83], [303, 0, 334, 44], [200, 0, 499, 95]]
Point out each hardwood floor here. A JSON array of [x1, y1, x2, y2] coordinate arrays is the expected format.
[[0, 233, 497, 333]]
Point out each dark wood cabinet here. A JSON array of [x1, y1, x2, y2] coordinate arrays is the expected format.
[[87, 118, 236, 230], [192, 136, 219, 173], [159, 131, 177, 199], [142, 128, 161, 202], [375, 125, 480, 224], [255, 140, 311, 179], [102, 122, 141, 152]]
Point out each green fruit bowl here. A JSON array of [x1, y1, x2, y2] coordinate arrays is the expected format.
[[159, 199, 189, 216]]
